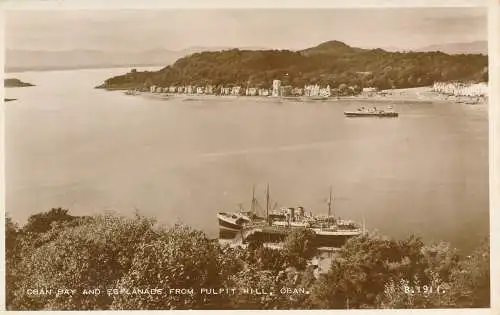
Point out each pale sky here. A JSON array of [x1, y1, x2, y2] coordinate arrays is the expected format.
[[5, 8, 487, 52]]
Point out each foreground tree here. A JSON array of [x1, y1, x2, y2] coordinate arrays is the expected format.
[[5, 209, 490, 310], [6, 215, 20, 308], [282, 228, 317, 270], [22, 207, 75, 234], [446, 238, 490, 308], [308, 233, 429, 308], [9, 213, 158, 310], [111, 224, 224, 310]]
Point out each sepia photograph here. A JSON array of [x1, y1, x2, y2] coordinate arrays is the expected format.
[[2, 1, 494, 311]]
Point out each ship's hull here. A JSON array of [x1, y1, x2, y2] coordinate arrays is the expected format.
[[219, 228, 241, 239], [217, 213, 245, 239], [314, 230, 361, 247], [302, 96, 329, 101], [242, 225, 361, 248], [344, 111, 398, 117], [218, 218, 243, 231]]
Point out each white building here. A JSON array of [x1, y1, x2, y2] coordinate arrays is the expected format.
[[432, 81, 487, 97], [231, 86, 242, 96], [258, 88, 270, 96], [304, 84, 320, 97], [319, 85, 331, 97], [246, 87, 258, 96], [272, 80, 281, 97], [205, 85, 214, 94]]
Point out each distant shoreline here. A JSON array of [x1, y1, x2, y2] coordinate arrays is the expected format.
[[5, 64, 165, 74], [119, 87, 487, 105]]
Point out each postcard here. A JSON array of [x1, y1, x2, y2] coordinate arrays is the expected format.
[[1, 0, 497, 312]]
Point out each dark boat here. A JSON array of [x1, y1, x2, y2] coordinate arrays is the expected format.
[[344, 106, 398, 117], [4, 98, 17, 102]]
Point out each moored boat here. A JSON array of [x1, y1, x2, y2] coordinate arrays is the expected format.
[[217, 185, 363, 247]]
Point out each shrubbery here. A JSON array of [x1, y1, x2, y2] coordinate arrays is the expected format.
[[5, 209, 490, 310]]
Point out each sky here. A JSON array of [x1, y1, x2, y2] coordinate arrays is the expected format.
[[5, 8, 487, 52]]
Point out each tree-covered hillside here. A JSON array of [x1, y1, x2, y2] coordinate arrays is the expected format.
[[97, 40, 488, 91]]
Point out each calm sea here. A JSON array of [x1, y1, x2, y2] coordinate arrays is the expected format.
[[4, 67, 489, 252]]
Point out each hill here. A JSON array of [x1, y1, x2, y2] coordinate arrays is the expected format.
[[301, 40, 365, 56], [97, 41, 488, 91], [415, 40, 487, 55]]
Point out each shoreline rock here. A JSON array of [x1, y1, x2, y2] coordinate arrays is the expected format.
[[5, 78, 35, 88]]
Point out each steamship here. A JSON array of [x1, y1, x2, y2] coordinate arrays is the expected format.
[[344, 106, 398, 117], [217, 185, 363, 247]]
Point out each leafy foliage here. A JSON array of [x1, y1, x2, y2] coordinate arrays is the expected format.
[[282, 228, 317, 270], [445, 238, 490, 307], [5, 210, 490, 310], [6, 215, 21, 306], [308, 233, 461, 309], [111, 224, 223, 310], [22, 207, 76, 234], [9, 213, 158, 310], [98, 41, 487, 91]]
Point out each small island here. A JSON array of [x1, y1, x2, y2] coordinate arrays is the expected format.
[[5, 78, 35, 88]]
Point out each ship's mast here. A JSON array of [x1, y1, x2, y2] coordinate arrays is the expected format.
[[266, 183, 270, 223], [328, 186, 333, 217], [251, 184, 256, 213]]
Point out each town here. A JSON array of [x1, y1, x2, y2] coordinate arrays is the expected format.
[[431, 81, 488, 98], [143, 79, 488, 101], [148, 79, 339, 98]]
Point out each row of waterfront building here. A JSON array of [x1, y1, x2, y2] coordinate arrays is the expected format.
[[149, 80, 334, 97], [432, 82, 488, 97], [147, 80, 488, 98]]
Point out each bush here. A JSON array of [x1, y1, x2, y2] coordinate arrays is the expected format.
[[282, 228, 317, 270], [9, 214, 158, 310], [111, 224, 224, 310], [5, 210, 490, 310]]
